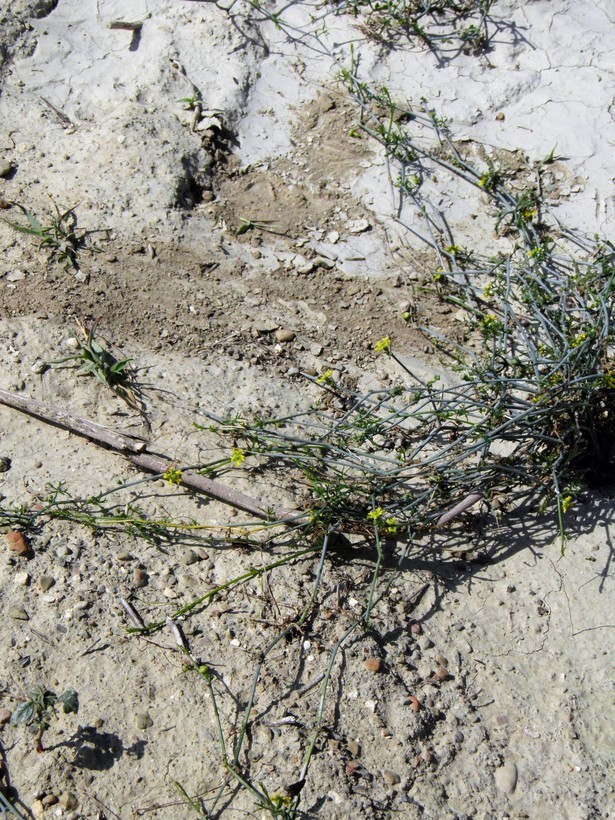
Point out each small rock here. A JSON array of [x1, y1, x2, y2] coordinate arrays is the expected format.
[[494, 761, 518, 794], [6, 530, 30, 557], [9, 606, 29, 621], [294, 256, 314, 274], [0, 708, 12, 725], [117, 551, 133, 562], [0, 456, 11, 472], [383, 770, 401, 787], [31, 360, 48, 375], [136, 712, 153, 730], [419, 636, 434, 650], [134, 568, 149, 588], [163, 587, 177, 599], [31, 799, 45, 820], [59, 792, 78, 810], [347, 740, 361, 757], [42, 794, 59, 807], [434, 667, 450, 681], [0, 159, 13, 177], [14, 571, 30, 586], [346, 217, 371, 234], [39, 575, 55, 592], [364, 657, 384, 673], [103, 253, 118, 263], [182, 549, 200, 565], [254, 320, 279, 335], [275, 329, 296, 343], [410, 621, 422, 636], [496, 111, 505, 121]]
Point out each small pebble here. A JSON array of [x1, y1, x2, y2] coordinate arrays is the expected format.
[[419, 637, 434, 650], [6, 530, 30, 557], [347, 740, 361, 757], [9, 606, 29, 621], [275, 329, 296, 343], [364, 657, 384, 673], [117, 551, 133, 562], [0, 456, 11, 472], [42, 794, 59, 807], [59, 792, 78, 811], [31, 360, 48, 375], [182, 549, 200, 565], [494, 761, 518, 794], [14, 571, 30, 586], [346, 217, 370, 234], [410, 622, 422, 636], [383, 770, 401, 787], [103, 253, 118, 263], [134, 568, 149, 588], [136, 712, 153, 730], [0, 708, 12, 725], [31, 800, 44, 820], [435, 667, 450, 681], [39, 575, 55, 592], [0, 159, 13, 177]]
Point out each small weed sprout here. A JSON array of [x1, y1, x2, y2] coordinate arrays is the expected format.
[[178, 94, 202, 111], [51, 319, 145, 416], [11, 686, 79, 752], [2, 200, 95, 269]]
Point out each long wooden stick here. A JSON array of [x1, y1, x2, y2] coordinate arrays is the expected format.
[[0, 388, 286, 520], [0, 387, 146, 453], [127, 451, 280, 519]]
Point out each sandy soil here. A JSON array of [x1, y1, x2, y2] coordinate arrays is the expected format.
[[0, 0, 613, 817]]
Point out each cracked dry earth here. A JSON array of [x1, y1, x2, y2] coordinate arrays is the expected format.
[[0, 0, 614, 818]]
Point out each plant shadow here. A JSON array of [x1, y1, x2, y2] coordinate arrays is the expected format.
[[46, 727, 147, 771]]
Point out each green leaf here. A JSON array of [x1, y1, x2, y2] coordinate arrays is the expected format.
[[1, 218, 43, 237], [11, 701, 36, 726], [58, 689, 79, 714]]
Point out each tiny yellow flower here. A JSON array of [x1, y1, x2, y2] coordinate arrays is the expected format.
[[572, 331, 589, 348], [561, 495, 574, 513], [231, 448, 246, 466], [384, 516, 398, 534], [367, 506, 384, 522], [164, 466, 183, 486], [374, 337, 391, 355], [317, 369, 335, 385]]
